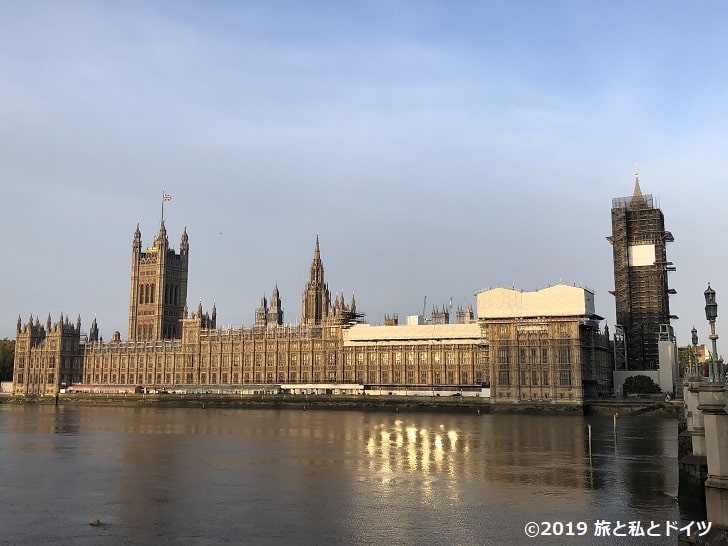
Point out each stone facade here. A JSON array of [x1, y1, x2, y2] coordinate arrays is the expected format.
[[12, 221, 613, 403]]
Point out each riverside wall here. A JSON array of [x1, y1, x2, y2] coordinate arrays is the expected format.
[[0, 393, 680, 416]]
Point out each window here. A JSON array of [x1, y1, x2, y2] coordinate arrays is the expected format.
[[498, 366, 510, 386], [558, 346, 571, 364], [499, 348, 509, 364]]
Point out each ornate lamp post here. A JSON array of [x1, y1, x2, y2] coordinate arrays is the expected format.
[[704, 284, 721, 382], [692, 326, 699, 377]]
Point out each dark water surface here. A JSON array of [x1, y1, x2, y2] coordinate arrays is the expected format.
[[0, 405, 701, 545]]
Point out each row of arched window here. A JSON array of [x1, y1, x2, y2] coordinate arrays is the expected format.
[[137, 324, 154, 340], [139, 283, 181, 306], [165, 283, 180, 306], [139, 284, 155, 304], [136, 323, 179, 340]]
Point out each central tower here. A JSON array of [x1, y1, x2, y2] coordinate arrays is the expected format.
[[128, 221, 189, 340], [301, 235, 330, 325]]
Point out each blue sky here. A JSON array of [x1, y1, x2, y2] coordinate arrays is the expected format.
[[2, 1, 727, 351]]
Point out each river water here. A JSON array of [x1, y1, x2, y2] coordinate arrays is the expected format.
[[0, 405, 705, 545]]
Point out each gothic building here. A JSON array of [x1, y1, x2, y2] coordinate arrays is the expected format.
[[608, 172, 676, 370], [12, 219, 613, 402]]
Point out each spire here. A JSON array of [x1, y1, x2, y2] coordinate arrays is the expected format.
[[309, 234, 324, 283], [155, 219, 169, 249], [180, 225, 189, 255], [630, 164, 647, 209], [302, 234, 330, 325], [46, 313, 51, 333], [133, 223, 142, 253], [17, 315, 22, 335]]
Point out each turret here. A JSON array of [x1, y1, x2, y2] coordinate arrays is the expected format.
[[180, 225, 189, 255], [89, 317, 99, 342], [155, 219, 169, 250], [133, 223, 142, 253]]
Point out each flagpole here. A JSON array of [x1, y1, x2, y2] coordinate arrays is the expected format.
[[161, 190, 165, 222]]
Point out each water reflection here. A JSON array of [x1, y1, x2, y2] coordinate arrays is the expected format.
[[0, 405, 692, 545]]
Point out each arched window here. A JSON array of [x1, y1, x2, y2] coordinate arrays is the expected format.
[[139, 285, 144, 304], [150, 284, 155, 304]]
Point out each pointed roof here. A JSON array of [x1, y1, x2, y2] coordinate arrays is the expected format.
[[630, 166, 647, 209]]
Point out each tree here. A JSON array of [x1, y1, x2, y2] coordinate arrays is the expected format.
[[623, 374, 661, 395], [0, 338, 14, 382]]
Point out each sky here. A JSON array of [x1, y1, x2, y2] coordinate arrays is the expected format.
[[1, 1, 728, 351]]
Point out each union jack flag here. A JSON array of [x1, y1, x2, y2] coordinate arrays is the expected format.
[[163, 194, 172, 201]]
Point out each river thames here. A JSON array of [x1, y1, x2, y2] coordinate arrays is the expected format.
[[0, 405, 705, 545]]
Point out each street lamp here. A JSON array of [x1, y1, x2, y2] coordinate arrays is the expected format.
[[704, 284, 722, 382]]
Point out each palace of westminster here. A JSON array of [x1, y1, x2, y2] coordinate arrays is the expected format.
[[13, 177, 679, 404]]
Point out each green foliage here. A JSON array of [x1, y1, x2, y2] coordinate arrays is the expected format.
[[0, 338, 14, 382], [623, 374, 661, 395]]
